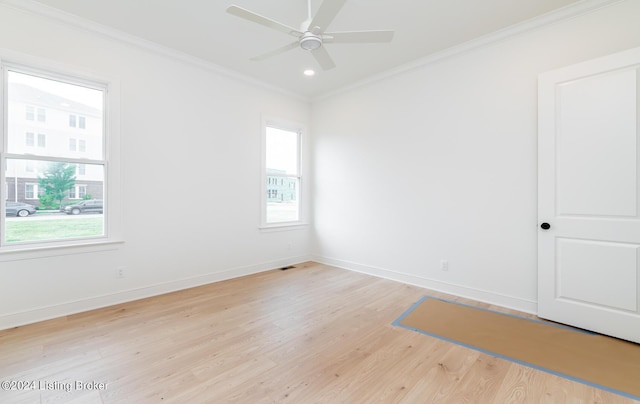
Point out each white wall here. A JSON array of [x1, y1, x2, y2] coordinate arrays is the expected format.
[[2, 1, 639, 329], [311, 0, 640, 312], [0, 5, 311, 329]]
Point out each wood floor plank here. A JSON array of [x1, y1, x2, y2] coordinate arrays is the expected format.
[[441, 353, 511, 403], [0, 262, 637, 403]]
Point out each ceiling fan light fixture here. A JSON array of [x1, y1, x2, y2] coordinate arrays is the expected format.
[[227, 0, 395, 70], [300, 32, 322, 50]]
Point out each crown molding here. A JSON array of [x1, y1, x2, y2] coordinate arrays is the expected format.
[[0, 0, 625, 103], [0, 0, 310, 103], [313, 0, 626, 102]]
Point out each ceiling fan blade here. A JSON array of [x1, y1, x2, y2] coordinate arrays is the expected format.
[[308, 0, 347, 34], [311, 46, 336, 70], [251, 42, 299, 61], [227, 5, 302, 37], [324, 30, 395, 44]]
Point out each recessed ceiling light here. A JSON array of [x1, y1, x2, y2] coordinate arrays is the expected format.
[[303, 69, 315, 76]]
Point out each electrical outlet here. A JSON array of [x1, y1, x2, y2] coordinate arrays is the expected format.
[[440, 260, 449, 271], [116, 266, 126, 278]]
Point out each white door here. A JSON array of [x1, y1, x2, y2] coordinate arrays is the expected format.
[[538, 46, 640, 344]]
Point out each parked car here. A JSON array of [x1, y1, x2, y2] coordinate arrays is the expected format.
[[5, 201, 37, 217], [64, 199, 103, 215]]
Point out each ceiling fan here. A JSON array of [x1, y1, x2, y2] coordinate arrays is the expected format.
[[226, 0, 394, 70]]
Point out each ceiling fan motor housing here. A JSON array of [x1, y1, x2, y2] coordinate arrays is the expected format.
[[300, 31, 322, 50]]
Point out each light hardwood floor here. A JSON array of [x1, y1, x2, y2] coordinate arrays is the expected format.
[[0, 262, 637, 403]]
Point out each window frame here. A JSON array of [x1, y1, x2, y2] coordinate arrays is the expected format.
[[25, 105, 34, 121], [0, 56, 122, 256], [68, 184, 87, 200], [25, 131, 34, 147], [24, 183, 38, 200], [260, 116, 306, 230]]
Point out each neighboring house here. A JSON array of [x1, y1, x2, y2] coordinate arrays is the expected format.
[[266, 168, 297, 203], [4, 83, 104, 206]]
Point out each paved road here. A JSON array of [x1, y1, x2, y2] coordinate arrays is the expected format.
[[6, 213, 103, 221]]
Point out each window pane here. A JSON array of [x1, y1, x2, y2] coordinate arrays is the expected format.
[[25, 132, 34, 146], [4, 158, 105, 244], [266, 127, 298, 176], [266, 177, 299, 223], [7, 71, 104, 160], [25, 184, 37, 199]]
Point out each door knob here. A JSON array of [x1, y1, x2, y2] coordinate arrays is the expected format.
[[540, 222, 551, 230]]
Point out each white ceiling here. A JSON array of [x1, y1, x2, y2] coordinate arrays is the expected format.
[[27, 0, 584, 99]]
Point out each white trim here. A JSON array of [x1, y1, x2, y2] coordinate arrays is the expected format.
[[259, 223, 309, 232], [313, 0, 626, 102], [0, 255, 312, 330], [312, 255, 538, 314], [0, 0, 307, 102], [0, 240, 121, 262], [24, 182, 38, 199]]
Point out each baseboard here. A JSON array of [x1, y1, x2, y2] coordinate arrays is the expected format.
[[0, 255, 311, 330], [1, 254, 536, 330], [312, 255, 538, 315]]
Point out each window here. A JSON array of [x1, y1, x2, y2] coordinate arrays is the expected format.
[[24, 133, 46, 147], [25, 132, 34, 146], [262, 119, 303, 226], [68, 185, 87, 200], [1, 63, 115, 248], [25, 183, 38, 199], [69, 114, 86, 129], [24, 107, 45, 122]]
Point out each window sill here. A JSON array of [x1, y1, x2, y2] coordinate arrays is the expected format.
[[259, 223, 309, 232], [0, 239, 124, 262]]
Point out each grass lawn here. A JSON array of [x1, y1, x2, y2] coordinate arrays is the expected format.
[[5, 216, 104, 243]]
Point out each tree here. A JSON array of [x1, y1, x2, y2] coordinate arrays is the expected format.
[[37, 193, 56, 210], [38, 162, 76, 210]]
